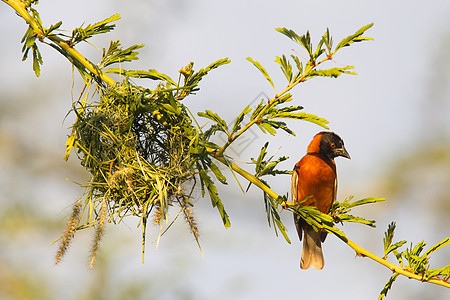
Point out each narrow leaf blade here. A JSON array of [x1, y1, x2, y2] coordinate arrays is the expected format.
[[246, 57, 275, 90]]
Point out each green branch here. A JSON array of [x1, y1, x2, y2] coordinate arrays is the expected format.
[[209, 150, 450, 289], [345, 238, 449, 289], [214, 26, 363, 157], [3, 0, 116, 86]]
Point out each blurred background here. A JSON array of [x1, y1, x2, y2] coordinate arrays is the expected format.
[[1, 0, 449, 299]]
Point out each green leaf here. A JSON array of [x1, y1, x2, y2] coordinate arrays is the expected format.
[[393, 249, 404, 267], [403, 241, 431, 274], [410, 241, 427, 256], [335, 23, 374, 52], [254, 142, 269, 174], [291, 55, 303, 82], [292, 203, 347, 241], [199, 140, 221, 150], [106, 68, 177, 86], [337, 214, 377, 227], [250, 99, 266, 121], [231, 105, 252, 135], [313, 36, 325, 60], [202, 124, 223, 141], [101, 42, 144, 68], [197, 110, 228, 133], [296, 112, 329, 128], [246, 57, 275, 90], [385, 240, 407, 258], [270, 109, 329, 129], [299, 31, 313, 59], [308, 66, 356, 78], [21, 26, 34, 47], [265, 120, 294, 135], [186, 58, 231, 89], [277, 27, 325, 62], [198, 169, 231, 228], [275, 55, 293, 83], [383, 222, 396, 255], [71, 14, 121, 45], [20, 26, 43, 77], [247, 143, 290, 193], [332, 196, 385, 214], [263, 192, 291, 244], [426, 265, 450, 280], [331, 197, 384, 228], [209, 162, 227, 184], [322, 28, 333, 53], [259, 157, 289, 177], [256, 121, 278, 135], [425, 237, 450, 256], [29, 7, 42, 28], [273, 217, 291, 243], [378, 274, 399, 300], [344, 197, 386, 210], [275, 27, 302, 44], [381, 222, 407, 259], [32, 44, 43, 77], [45, 21, 63, 37]]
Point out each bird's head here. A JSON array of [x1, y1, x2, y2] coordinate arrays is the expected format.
[[308, 131, 351, 160]]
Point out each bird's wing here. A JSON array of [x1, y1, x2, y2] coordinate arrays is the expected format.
[[292, 164, 304, 241], [320, 175, 337, 243], [291, 165, 298, 204], [333, 177, 337, 204]]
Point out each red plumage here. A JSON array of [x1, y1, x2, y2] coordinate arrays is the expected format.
[[291, 131, 350, 270]]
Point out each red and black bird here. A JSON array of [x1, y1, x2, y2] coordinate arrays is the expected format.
[[291, 131, 350, 270]]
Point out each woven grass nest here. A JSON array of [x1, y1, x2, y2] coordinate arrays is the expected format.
[[56, 82, 202, 265]]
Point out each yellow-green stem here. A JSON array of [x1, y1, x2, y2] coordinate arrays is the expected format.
[[212, 155, 280, 200], [344, 239, 450, 288], [3, 0, 116, 87]]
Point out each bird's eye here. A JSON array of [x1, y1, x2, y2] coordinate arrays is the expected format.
[[330, 143, 335, 148]]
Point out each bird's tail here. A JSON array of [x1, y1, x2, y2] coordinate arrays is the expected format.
[[300, 226, 324, 270]]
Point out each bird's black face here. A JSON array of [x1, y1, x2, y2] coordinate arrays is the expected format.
[[319, 132, 351, 160]]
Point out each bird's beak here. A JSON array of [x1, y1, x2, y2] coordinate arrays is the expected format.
[[336, 146, 351, 159]]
